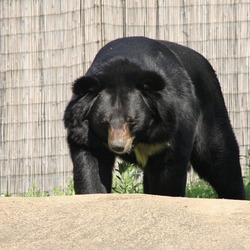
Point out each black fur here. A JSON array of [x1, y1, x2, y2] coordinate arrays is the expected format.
[[64, 37, 245, 199]]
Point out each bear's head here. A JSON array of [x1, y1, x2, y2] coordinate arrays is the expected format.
[[71, 58, 177, 155]]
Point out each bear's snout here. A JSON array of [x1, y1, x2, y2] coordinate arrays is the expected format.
[[108, 123, 134, 154]]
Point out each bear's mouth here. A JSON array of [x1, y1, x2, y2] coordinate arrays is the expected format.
[[108, 123, 134, 154]]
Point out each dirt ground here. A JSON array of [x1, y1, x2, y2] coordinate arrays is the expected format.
[[0, 194, 250, 250]]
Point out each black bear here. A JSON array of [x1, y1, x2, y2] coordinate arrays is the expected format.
[[64, 36, 245, 199]]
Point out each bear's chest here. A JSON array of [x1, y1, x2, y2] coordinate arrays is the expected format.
[[134, 142, 169, 168]]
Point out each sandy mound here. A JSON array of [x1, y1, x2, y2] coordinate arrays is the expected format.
[[0, 194, 249, 249]]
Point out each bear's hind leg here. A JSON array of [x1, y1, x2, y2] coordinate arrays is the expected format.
[[191, 128, 245, 200]]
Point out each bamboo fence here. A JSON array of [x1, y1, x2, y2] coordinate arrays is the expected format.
[[0, 0, 249, 195]]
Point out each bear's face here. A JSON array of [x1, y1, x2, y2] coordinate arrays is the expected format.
[[72, 59, 177, 155]]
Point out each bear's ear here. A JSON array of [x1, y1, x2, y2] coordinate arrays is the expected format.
[[137, 71, 165, 92], [72, 76, 101, 96]]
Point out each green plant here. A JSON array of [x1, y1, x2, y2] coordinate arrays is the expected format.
[[112, 162, 143, 194], [245, 182, 250, 200], [185, 180, 217, 198], [24, 181, 49, 197], [53, 178, 75, 196], [244, 154, 250, 199], [19, 178, 75, 197]]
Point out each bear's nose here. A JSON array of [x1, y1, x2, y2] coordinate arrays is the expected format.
[[109, 139, 126, 153], [108, 123, 134, 154]]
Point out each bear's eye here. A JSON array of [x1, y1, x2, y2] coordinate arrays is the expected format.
[[137, 71, 165, 92], [127, 117, 136, 128], [138, 81, 153, 91]]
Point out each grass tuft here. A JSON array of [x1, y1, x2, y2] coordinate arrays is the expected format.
[[112, 161, 143, 194]]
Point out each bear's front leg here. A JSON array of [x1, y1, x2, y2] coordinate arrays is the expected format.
[[142, 141, 192, 197], [143, 157, 188, 197], [69, 142, 115, 194]]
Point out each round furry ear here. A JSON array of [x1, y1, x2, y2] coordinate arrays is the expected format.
[[72, 76, 100, 96]]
